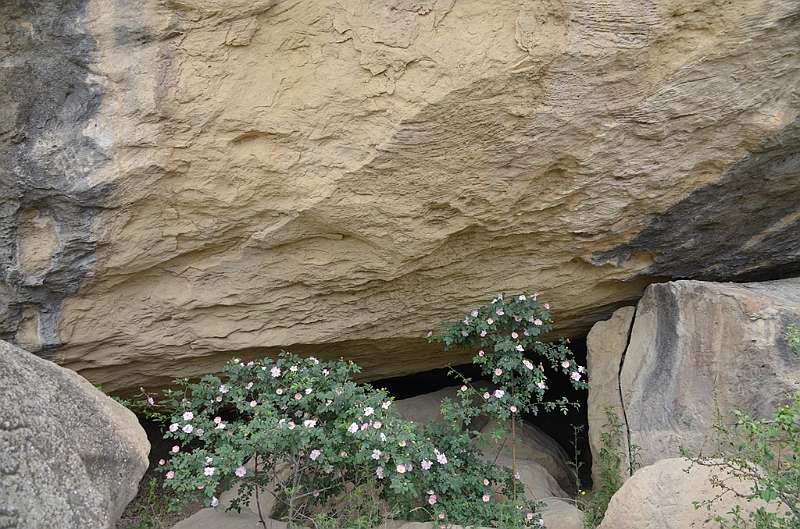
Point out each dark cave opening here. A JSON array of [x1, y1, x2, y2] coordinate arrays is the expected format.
[[370, 335, 592, 489]]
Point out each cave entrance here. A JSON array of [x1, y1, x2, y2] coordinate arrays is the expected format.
[[369, 335, 592, 489]]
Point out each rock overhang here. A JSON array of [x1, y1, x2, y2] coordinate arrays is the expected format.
[[0, 0, 797, 396]]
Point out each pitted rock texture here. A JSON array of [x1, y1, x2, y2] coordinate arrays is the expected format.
[[0, 0, 108, 360], [0, 0, 798, 394], [0, 339, 149, 529]]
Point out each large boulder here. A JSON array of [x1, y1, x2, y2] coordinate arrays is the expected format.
[[585, 306, 634, 486], [597, 458, 764, 529], [0, 340, 150, 529], [482, 418, 574, 493], [2, 0, 799, 395], [170, 508, 267, 529], [587, 278, 800, 477], [623, 278, 800, 467], [492, 457, 583, 529]]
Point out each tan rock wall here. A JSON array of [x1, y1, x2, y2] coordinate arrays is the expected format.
[[1, 0, 798, 394]]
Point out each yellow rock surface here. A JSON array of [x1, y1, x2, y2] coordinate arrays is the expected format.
[[27, 0, 796, 394]]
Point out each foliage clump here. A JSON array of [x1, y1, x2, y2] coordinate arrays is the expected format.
[[130, 294, 586, 528], [574, 407, 640, 528], [430, 292, 587, 418], [148, 354, 540, 528], [430, 292, 587, 500], [136, 292, 587, 529]]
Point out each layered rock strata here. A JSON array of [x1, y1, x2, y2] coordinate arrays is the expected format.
[[1, 0, 798, 394]]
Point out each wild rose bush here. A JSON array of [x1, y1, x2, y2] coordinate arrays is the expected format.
[[429, 292, 587, 500], [404, 382, 544, 526], [430, 292, 587, 417], [140, 293, 584, 528], [156, 354, 408, 526], [145, 352, 544, 528]]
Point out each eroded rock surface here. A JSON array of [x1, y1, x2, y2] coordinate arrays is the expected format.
[[597, 458, 764, 529], [623, 278, 800, 467], [1, 0, 798, 394]]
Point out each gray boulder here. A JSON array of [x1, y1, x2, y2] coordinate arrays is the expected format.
[[586, 306, 635, 486], [597, 458, 764, 529], [622, 278, 800, 467], [0, 340, 149, 528], [587, 278, 800, 480]]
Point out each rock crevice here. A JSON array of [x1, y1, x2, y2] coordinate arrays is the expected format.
[[587, 277, 800, 483]]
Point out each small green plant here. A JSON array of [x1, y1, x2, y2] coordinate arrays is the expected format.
[[686, 392, 800, 528], [685, 322, 800, 528], [588, 408, 625, 527], [578, 407, 640, 528], [566, 423, 594, 526], [120, 477, 173, 529], [567, 424, 586, 494], [787, 322, 799, 355]]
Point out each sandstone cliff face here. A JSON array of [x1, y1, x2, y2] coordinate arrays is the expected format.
[[1, 0, 798, 394]]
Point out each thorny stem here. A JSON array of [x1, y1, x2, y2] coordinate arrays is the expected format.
[[288, 452, 304, 527], [254, 452, 266, 528], [492, 433, 509, 465], [511, 372, 517, 501], [512, 413, 518, 500]]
